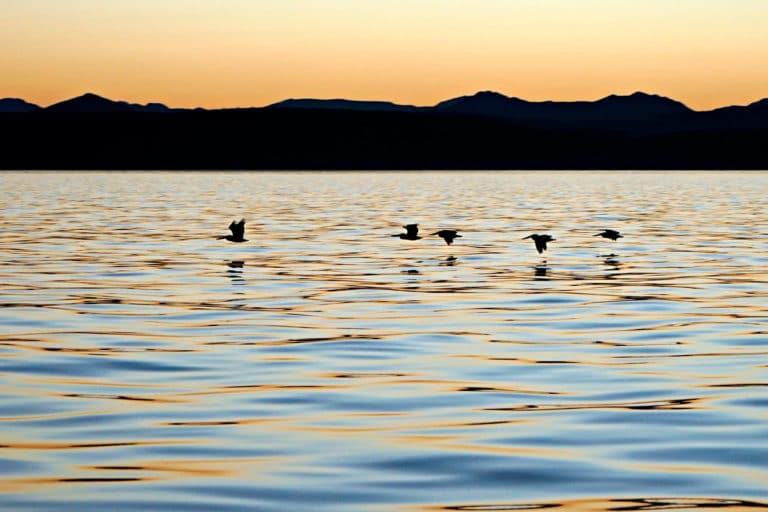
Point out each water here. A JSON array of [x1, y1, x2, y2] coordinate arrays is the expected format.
[[0, 171, 766, 511]]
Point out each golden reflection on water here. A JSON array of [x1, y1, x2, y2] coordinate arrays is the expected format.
[[426, 497, 768, 511], [0, 171, 767, 511]]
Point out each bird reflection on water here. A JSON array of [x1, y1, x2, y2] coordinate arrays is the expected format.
[[602, 256, 621, 279], [226, 260, 246, 285], [440, 255, 458, 266]]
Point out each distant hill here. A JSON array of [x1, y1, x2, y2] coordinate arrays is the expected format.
[[0, 98, 42, 112], [434, 91, 692, 124], [46, 93, 136, 113], [435, 91, 530, 117], [268, 98, 423, 113], [44, 92, 193, 113], [590, 92, 692, 120], [130, 102, 173, 113], [689, 97, 768, 130]]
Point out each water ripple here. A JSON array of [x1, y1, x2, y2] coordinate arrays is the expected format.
[[1, 171, 767, 511]]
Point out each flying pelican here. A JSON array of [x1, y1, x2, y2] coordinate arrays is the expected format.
[[392, 224, 422, 241], [217, 219, 248, 242], [432, 229, 462, 245], [523, 233, 555, 254], [594, 229, 623, 241]]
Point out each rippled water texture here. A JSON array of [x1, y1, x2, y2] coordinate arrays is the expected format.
[[1, 171, 767, 511]]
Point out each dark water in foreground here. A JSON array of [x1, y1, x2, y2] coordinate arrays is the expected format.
[[0, 171, 767, 511]]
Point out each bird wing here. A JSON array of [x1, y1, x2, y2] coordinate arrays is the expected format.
[[535, 238, 546, 253], [405, 224, 419, 237], [230, 219, 245, 239]]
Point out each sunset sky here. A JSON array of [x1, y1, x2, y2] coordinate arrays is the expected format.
[[2, 0, 767, 110]]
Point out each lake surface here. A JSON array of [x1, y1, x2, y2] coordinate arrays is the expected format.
[[1, 171, 766, 511]]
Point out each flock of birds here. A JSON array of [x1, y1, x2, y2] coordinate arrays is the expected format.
[[218, 219, 624, 256], [387, 224, 623, 255]]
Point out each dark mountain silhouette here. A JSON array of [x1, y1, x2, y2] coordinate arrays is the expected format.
[[10, 89, 767, 121], [2, 90, 767, 169], [434, 91, 692, 123], [44, 92, 194, 113], [269, 98, 422, 112], [0, 98, 42, 112], [130, 102, 172, 113], [435, 90, 529, 116], [591, 92, 691, 119], [46, 93, 137, 112], [688, 97, 768, 130]]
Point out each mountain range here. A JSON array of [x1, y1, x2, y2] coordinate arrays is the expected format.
[[1, 91, 767, 169], [3, 90, 767, 123], [0, 93, 199, 113]]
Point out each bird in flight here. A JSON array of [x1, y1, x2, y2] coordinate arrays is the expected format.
[[392, 224, 422, 241], [218, 219, 248, 242], [523, 233, 555, 254], [594, 229, 623, 241], [432, 229, 462, 245]]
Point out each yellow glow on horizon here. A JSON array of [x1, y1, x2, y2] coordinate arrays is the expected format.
[[1, 0, 767, 110]]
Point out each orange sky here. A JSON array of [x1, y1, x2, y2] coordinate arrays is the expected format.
[[2, 0, 767, 110]]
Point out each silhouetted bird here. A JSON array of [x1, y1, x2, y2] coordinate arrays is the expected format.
[[523, 234, 555, 254], [392, 224, 422, 241], [432, 229, 462, 245], [218, 219, 248, 242], [594, 229, 623, 241]]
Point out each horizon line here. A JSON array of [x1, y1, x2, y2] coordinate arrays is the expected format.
[[3, 89, 767, 113]]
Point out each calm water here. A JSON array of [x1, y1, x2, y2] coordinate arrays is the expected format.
[[1, 171, 767, 511]]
